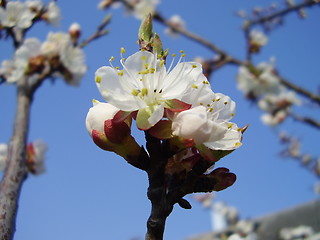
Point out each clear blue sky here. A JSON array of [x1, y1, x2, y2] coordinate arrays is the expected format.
[[0, 0, 319, 239]]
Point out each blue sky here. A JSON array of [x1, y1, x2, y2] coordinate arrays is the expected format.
[[0, 0, 319, 239]]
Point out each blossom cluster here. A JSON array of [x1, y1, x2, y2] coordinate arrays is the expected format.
[[0, 1, 60, 41], [98, 0, 159, 19], [86, 49, 244, 173], [237, 59, 300, 126], [0, 140, 47, 175], [0, 27, 86, 85]]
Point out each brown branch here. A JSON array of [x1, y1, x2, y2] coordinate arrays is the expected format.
[[278, 76, 320, 105], [79, 14, 111, 48], [245, 0, 320, 28], [0, 76, 32, 240], [288, 112, 320, 130]]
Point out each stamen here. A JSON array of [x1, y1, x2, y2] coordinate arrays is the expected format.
[[95, 76, 102, 83]]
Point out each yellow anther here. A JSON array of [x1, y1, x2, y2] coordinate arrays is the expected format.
[[216, 98, 221, 101], [209, 107, 214, 112], [160, 60, 165, 67], [115, 66, 120, 70], [109, 56, 115, 61], [235, 142, 241, 147], [145, 63, 149, 69], [138, 70, 149, 74], [202, 81, 209, 84], [172, 54, 176, 57], [207, 104, 210, 107], [141, 55, 147, 61], [118, 70, 124, 76], [212, 99, 215, 102], [192, 65, 197, 68], [141, 88, 148, 96], [181, 54, 186, 57], [131, 89, 139, 96], [120, 47, 126, 54], [95, 76, 102, 83], [92, 99, 100, 104], [237, 128, 242, 132], [231, 113, 235, 117], [228, 123, 233, 129], [200, 102, 204, 105], [191, 84, 198, 89], [180, 50, 185, 53], [150, 68, 155, 73], [224, 101, 228, 105]]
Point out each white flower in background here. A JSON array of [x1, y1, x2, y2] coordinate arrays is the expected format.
[[26, 140, 47, 175], [59, 43, 87, 85], [261, 110, 287, 126], [173, 79, 242, 150], [43, 1, 61, 26], [86, 100, 120, 136], [98, 0, 121, 10], [3, 38, 42, 83], [165, 15, 186, 37], [127, 0, 159, 19], [26, 0, 44, 11], [258, 90, 300, 112], [279, 225, 314, 240], [0, 143, 8, 171], [249, 30, 268, 47], [95, 50, 200, 129], [237, 59, 280, 98], [0, 60, 15, 80], [42, 32, 87, 84], [0, 1, 36, 29]]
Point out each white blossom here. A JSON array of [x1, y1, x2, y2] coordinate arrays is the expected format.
[[86, 100, 120, 136], [260, 110, 287, 126], [95, 50, 201, 130], [0, 1, 36, 29], [127, 0, 159, 19], [237, 59, 280, 98], [249, 30, 268, 47], [165, 15, 186, 37], [3, 38, 42, 83], [173, 79, 242, 150], [43, 1, 61, 26], [26, 0, 44, 11], [0, 143, 8, 171]]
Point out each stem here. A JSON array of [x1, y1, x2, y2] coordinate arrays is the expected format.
[[0, 76, 32, 240]]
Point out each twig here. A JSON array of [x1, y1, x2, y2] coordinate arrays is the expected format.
[[245, 0, 320, 28], [288, 112, 320, 130], [79, 15, 111, 48]]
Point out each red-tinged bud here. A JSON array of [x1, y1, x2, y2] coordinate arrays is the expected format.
[[68, 22, 81, 45], [26, 140, 47, 175], [104, 119, 131, 144], [209, 167, 236, 191], [92, 129, 115, 152]]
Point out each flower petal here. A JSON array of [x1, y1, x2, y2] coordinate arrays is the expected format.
[[136, 104, 164, 130]]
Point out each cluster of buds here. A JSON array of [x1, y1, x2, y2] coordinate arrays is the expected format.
[[86, 15, 246, 202], [0, 140, 47, 175], [0, 1, 60, 42], [0, 24, 86, 85], [237, 59, 300, 126]]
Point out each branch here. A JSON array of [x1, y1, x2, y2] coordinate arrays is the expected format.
[[245, 0, 320, 28], [288, 112, 320, 130], [0, 76, 32, 240], [79, 14, 111, 48], [278, 76, 320, 105]]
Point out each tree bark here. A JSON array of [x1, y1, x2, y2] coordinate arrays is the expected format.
[[0, 77, 31, 240]]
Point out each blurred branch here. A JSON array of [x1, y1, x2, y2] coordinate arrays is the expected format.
[[278, 76, 320, 105], [288, 112, 320, 129], [0, 76, 32, 240], [79, 14, 111, 48], [245, 0, 320, 28]]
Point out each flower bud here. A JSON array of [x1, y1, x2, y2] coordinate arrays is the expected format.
[[26, 140, 47, 175], [86, 100, 120, 137], [69, 22, 81, 45]]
